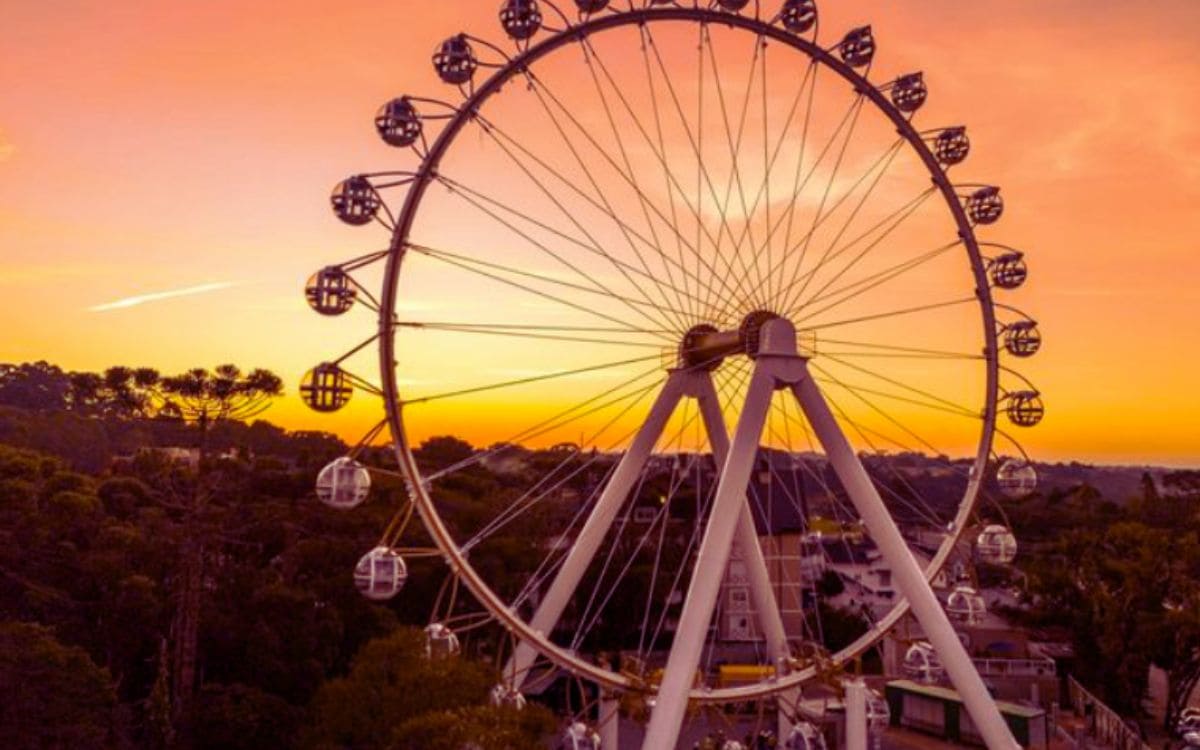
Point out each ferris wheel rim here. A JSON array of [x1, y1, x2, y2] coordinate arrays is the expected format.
[[376, 5, 1000, 702]]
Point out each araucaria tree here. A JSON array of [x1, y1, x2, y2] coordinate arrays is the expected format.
[[150, 366, 284, 725]]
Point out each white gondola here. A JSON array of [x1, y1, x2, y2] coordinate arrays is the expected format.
[[423, 622, 460, 659], [975, 524, 1018, 566], [315, 457, 371, 510], [902, 641, 945, 684], [785, 721, 828, 750], [353, 546, 407, 601], [557, 721, 601, 750], [490, 683, 527, 711], [946, 585, 987, 625], [996, 459, 1037, 498]]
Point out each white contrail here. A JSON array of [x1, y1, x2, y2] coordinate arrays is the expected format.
[[88, 281, 241, 312]]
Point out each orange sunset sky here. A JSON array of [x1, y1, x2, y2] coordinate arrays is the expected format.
[[2, 1, 1198, 466]]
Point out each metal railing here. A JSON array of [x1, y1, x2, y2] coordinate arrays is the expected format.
[[1066, 675, 1151, 750], [973, 656, 1056, 677]]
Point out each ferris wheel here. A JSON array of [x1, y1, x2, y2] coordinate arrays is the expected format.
[[302, 2, 1042, 749]]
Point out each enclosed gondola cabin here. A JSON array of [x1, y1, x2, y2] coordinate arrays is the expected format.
[[329, 176, 380, 225], [424, 622, 461, 659], [946, 585, 986, 625], [975, 524, 1018, 566], [375, 97, 422, 147], [902, 641, 946, 684], [433, 35, 477, 84], [557, 722, 600, 750], [785, 721, 828, 750], [315, 457, 371, 510], [354, 546, 407, 601], [490, 683, 527, 711], [305, 266, 357, 316]]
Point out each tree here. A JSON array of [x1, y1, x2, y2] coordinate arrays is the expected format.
[[391, 705, 556, 750], [302, 628, 504, 750], [159, 365, 284, 440], [0, 620, 119, 747], [153, 365, 282, 725], [0, 361, 70, 411], [187, 683, 303, 750]]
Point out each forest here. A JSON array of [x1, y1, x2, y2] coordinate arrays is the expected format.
[[1, 360, 1198, 749]]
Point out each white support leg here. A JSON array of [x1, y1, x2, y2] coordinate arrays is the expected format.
[[600, 692, 620, 750], [792, 368, 1020, 750], [504, 373, 688, 689], [693, 376, 791, 667], [695, 374, 800, 743], [641, 363, 780, 750], [846, 678, 868, 750]]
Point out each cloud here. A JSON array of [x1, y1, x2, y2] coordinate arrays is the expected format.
[[88, 281, 241, 312]]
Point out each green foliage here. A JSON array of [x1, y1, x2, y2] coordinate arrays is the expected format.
[[302, 628, 499, 750], [1016, 475, 1200, 726], [0, 620, 118, 748], [188, 682, 304, 750], [390, 704, 557, 750]]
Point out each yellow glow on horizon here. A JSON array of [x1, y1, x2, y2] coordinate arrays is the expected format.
[[2, 1, 1198, 467]]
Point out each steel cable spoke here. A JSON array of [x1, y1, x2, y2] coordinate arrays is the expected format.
[[817, 353, 981, 416], [794, 234, 955, 321], [703, 25, 769, 310], [465, 116, 683, 334], [802, 296, 978, 332], [407, 242, 685, 339], [781, 139, 908, 314], [519, 66, 692, 333], [403, 353, 664, 406], [577, 42, 695, 329], [434, 174, 714, 316], [467, 116, 733, 321]]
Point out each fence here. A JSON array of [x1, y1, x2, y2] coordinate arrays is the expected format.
[[1066, 676, 1151, 750]]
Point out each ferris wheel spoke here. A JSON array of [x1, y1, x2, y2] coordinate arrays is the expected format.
[[407, 242, 684, 340], [668, 26, 780, 312], [426, 362, 669, 489], [801, 377, 960, 529], [794, 233, 956, 321], [759, 39, 776, 310], [765, 92, 867, 293], [702, 24, 770, 311], [518, 67, 693, 333], [811, 373, 979, 422], [816, 337, 981, 360], [576, 40, 697, 327], [465, 119, 687, 334], [466, 117, 735, 322], [396, 321, 666, 349], [816, 353, 980, 417], [777, 188, 937, 317], [635, 26, 769, 316], [465, 389, 656, 557], [777, 94, 869, 312], [402, 352, 665, 406], [434, 175, 715, 317], [576, 34, 760, 317], [802, 296, 978, 332], [791, 191, 942, 318], [638, 25, 698, 326], [709, 93, 871, 324], [781, 138, 908, 314]]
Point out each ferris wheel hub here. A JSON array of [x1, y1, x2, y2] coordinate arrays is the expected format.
[[678, 312, 803, 369]]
